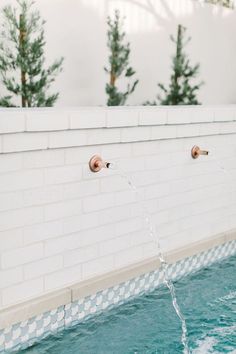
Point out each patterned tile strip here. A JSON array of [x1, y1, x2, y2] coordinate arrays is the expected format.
[[1, 240, 236, 353]]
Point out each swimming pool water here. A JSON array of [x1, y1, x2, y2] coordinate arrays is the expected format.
[[18, 254, 236, 354]]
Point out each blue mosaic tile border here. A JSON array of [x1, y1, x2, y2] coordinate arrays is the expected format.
[[1, 240, 236, 353]]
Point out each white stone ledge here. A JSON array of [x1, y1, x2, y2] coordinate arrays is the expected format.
[[0, 228, 235, 330]]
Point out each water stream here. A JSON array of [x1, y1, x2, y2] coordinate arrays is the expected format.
[[108, 163, 190, 354]]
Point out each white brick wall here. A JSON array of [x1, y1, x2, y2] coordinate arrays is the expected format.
[[0, 106, 236, 309]]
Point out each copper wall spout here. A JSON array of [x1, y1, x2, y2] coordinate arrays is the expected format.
[[191, 146, 209, 159], [89, 155, 111, 173]]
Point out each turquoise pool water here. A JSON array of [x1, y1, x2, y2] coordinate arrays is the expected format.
[[18, 255, 236, 354]]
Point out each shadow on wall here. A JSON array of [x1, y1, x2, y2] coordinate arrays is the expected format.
[[0, 0, 235, 106]]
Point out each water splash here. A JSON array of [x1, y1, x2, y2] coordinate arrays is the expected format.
[[109, 163, 189, 353]]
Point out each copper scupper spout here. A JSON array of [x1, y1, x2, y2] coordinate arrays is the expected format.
[[89, 155, 111, 173], [191, 146, 209, 159]]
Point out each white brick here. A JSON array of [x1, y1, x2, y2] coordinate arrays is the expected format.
[[199, 123, 220, 136], [3, 132, 48, 153], [65, 145, 102, 165], [23, 185, 64, 207], [167, 108, 192, 124], [114, 245, 144, 268], [24, 220, 64, 245], [0, 229, 23, 252], [214, 108, 236, 122], [0, 169, 44, 192], [45, 165, 82, 185], [2, 278, 44, 307], [139, 108, 167, 125], [0, 206, 44, 231], [99, 234, 131, 256], [1, 243, 44, 269], [0, 111, 25, 133], [44, 265, 82, 291], [26, 112, 69, 131], [220, 122, 236, 134], [83, 193, 114, 212], [106, 109, 139, 127], [64, 245, 98, 267], [87, 128, 121, 145], [64, 180, 100, 199], [0, 268, 23, 289], [101, 143, 132, 159], [23, 149, 64, 169], [70, 109, 106, 129], [0, 154, 22, 174], [115, 217, 144, 237], [151, 125, 177, 139], [0, 191, 23, 212], [45, 199, 82, 221], [24, 256, 63, 280], [192, 108, 214, 123], [49, 130, 87, 148], [100, 176, 128, 193], [176, 124, 200, 138], [144, 183, 171, 200], [82, 255, 114, 279], [121, 127, 151, 142]]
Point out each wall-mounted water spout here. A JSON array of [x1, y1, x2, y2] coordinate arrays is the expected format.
[[191, 146, 209, 159], [89, 155, 111, 173]]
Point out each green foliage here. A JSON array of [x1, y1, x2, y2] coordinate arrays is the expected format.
[[147, 25, 203, 106], [0, 0, 64, 107], [205, 0, 234, 8], [105, 10, 138, 106]]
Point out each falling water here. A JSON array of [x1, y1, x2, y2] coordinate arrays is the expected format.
[[108, 163, 189, 354]]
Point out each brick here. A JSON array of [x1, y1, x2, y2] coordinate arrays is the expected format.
[[192, 108, 214, 123], [99, 234, 131, 256], [114, 245, 144, 268], [49, 130, 87, 148], [45, 165, 82, 185], [0, 169, 44, 192], [176, 124, 200, 138], [64, 245, 98, 267], [44, 264, 82, 291], [2, 278, 44, 307], [121, 127, 151, 142], [0, 206, 44, 232], [106, 108, 139, 127], [0, 268, 23, 289], [64, 180, 100, 199], [0, 229, 23, 252], [44, 199, 82, 221], [167, 108, 192, 124], [0, 191, 23, 212], [26, 112, 69, 131], [24, 220, 64, 245], [1, 243, 44, 269], [87, 128, 121, 145], [151, 125, 177, 139], [23, 149, 65, 169], [100, 175, 128, 193], [0, 154, 22, 174], [3, 132, 48, 153], [65, 145, 102, 165], [82, 255, 114, 279], [139, 108, 167, 125], [24, 256, 63, 280], [70, 109, 106, 129], [214, 108, 236, 122], [23, 185, 64, 207], [199, 123, 220, 136], [83, 193, 114, 212], [0, 111, 25, 133], [220, 122, 236, 134]]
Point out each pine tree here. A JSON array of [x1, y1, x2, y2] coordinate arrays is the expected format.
[[105, 10, 138, 106], [0, 0, 64, 107], [146, 25, 203, 106]]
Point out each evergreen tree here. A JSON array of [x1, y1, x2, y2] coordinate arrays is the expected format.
[[0, 0, 64, 107], [105, 10, 138, 106], [146, 25, 203, 106]]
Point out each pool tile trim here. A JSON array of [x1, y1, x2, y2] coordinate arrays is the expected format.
[[1, 232, 236, 352]]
